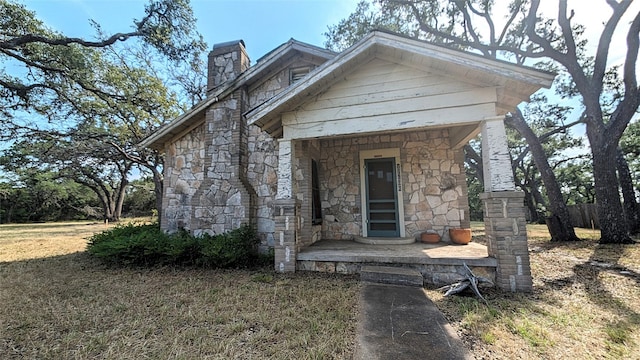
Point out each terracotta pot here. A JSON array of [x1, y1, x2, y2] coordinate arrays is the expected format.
[[420, 232, 440, 244], [449, 228, 472, 245]]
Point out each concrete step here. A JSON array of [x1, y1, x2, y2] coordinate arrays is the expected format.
[[360, 265, 424, 287]]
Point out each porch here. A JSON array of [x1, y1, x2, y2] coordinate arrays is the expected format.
[[296, 240, 497, 286]]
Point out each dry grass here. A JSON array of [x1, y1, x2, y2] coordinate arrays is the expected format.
[[0, 221, 359, 359], [3, 220, 640, 359], [0, 221, 111, 262], [427, 222, 640, 360]]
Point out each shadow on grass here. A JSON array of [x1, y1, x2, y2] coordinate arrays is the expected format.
[[428, 238, 640, 358], [538, 241, 640, 355]]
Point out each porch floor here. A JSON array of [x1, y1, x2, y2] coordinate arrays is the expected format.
[[297, 240, 496, 267]]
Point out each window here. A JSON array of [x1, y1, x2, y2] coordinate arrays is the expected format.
[[311, 160, 322, 225], [290, 66, 313, 84]]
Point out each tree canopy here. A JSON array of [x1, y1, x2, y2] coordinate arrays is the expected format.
[[0, 0, 205, 222], [0, 0, 204, 136]]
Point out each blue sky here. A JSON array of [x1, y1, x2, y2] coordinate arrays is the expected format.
[[24, 0, 359, 62], [16, 0, 640, 157]]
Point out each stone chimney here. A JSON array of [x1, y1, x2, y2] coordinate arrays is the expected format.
[[207, 40, 250, 94]]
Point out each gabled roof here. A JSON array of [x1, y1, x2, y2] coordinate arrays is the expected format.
[[139, 39, 336, 150], [245, 30, 555, 137]]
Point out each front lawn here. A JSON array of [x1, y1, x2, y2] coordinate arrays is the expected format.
[[2, 221, 639, 359], [0, 221, 359, 359]]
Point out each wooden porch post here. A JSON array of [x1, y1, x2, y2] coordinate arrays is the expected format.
[[480, 117, 533, 292], [481, 117, 516, 192]]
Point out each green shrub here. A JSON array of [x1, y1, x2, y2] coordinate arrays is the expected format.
[[198, 224, 259, 268], [87, 223, 164, 265], [87, 223, 262, 268]]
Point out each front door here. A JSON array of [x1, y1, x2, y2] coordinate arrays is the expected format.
[[365, 158, 400, 237]]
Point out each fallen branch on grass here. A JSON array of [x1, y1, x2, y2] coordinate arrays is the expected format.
[[438, 263, 493, 304]]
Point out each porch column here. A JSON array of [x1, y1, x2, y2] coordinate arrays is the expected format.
[[480, 117, 532, 292], [274, 139, 298, 272], [276, 139, 294, 200], [481, 117, 515, 192]]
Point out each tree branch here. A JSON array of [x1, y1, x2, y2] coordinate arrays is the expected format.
[[609, 9, 640, 139], [454, 1, 491, 57], [391, 0, 554, 62], [465, 0, 496, 46], [0, 31, 139, 50], [593, 0, 632, 95], [497, 0, 523, 45]]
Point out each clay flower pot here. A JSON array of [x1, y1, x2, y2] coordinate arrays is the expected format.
[[420, 232, 441, 244], [449, 228, 472, 245]]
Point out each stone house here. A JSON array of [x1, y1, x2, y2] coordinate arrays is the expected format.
[[140, 31, 554, 291]]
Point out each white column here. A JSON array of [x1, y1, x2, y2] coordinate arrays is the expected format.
[[276, 139, 294, 199], [481, 117, 516, 192]]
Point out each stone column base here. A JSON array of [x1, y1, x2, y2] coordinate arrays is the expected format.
[[480, 191, 532, 292], [272, 199, 299, 272]]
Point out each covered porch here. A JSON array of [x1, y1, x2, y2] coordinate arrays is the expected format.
[[247, 31, 555, 291], [297, 239, 496, 286]]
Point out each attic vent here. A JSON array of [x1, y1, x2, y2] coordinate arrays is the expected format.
[[290, 66, 313, 84]]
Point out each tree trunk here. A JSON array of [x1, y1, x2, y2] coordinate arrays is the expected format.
[[530, 177, 547, 221], [521, 187, 540, 223], [506, 110, 580, 241], [463, 144, 484, 189], [6, 201, 15, 223], [113, 179, 128, 222], [589, 132, 632, 243], [514, 170, 540, 223], [150, 167, 163, 224], [616, 148, 640, 235], [101, 197, 112, 223]]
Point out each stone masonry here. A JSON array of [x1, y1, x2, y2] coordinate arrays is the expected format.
[[161, 40, 327, 251], [162, 123, 206, 232], [318, 130, 469, 241], [481, 191, 532, 292]]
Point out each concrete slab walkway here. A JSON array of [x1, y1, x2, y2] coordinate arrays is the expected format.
[[355, 283, 471, 360]]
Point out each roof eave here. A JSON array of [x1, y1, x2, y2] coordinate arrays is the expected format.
[[139, 39, 337, 150], [246, 32, 379, 129], [246, 31, 556, 133]]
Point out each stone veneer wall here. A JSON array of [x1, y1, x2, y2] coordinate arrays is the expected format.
[[164, 43, 471, 250], [481, 191, 532, 291], [318, 129, 469, 241], [187, 93, 254, 236], [405, 131, 470, 239], [245, 61, 326, 250], [245, 66, 291, 251], [207, 41, 250, 93], [162, 123, 470, 246], [246, 124, 279, 250], [161, 97, 281, 249], [291, 140, 323, 251], [162, 123, 206, 232]]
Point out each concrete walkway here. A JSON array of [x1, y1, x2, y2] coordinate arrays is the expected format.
[[355, 283, 471, 360]]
